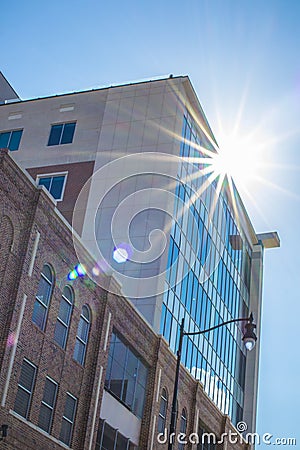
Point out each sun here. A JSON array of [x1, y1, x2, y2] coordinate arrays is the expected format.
[[210, 132, 264, 192]]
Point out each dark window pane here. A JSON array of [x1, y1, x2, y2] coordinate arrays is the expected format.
[[32, 301, 46, 329], [48, 124, 63, 145], [58, 297, 72, 324], [63, 286, 73, 302], [113, 341, 127, 368], [50, 175, 65, 199], [157, 415, 165, 435], [60, 419, 72, 445], [77, 317, 89, 341], [64, 394, 76, 421], [9, 129, 23, 151], [123, 372, 135, 406], [42, 265, 53, 282], [14, 360, 36, 419], [19, 361, 36, 391], [60, 394, 77, 446], [110, 359, 125, 383], [54, 320, 67, 348], [137, 362, 147, 387], [116, 433, 129, 450], [14, 389, 30, 417], [61, 122, 76, 144], [133, 382, 146, 418], [43, 378, 57, 406], [36, 276, 52, 306], [38, 404, 52, 432], [126, 351, 138, 378], [38, 177, 51, 190], [0, 132, 10, 148], [74, 339, 85, 364], [82, 305, 90, 320], [102, 423, 116, 449]]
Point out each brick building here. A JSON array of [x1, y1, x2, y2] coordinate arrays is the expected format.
[[0, 150, 250, 449]]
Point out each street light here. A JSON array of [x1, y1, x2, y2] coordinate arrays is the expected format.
[[168, 313, 257, 450]]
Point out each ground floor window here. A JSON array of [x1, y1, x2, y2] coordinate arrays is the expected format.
[[95, 419, 137, 450]]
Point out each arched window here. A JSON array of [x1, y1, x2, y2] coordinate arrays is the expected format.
[[73, 305, 90, 365], [54, 286, 74, 349], [178, 408, 187, 449], [32, 264, 54, 331], [158, 388, 168, 434]]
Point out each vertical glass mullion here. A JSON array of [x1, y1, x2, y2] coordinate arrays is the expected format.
[[121, 347, 129, 402]]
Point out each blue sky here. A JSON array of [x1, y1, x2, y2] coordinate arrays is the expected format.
[[2, 0, 299, 445]]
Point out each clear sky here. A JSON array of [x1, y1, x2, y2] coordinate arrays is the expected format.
[[2, 0, 299, 446]]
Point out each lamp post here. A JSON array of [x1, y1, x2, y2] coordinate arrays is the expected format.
[[167, 313, 257, 450]]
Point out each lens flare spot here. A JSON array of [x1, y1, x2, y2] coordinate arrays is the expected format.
[[68, 270, 78, 280], [7, 332, 16, 347], [68, 264, 86, 280], [76, 264, 86, 277], [92, 265, 100, 276], [113, 243, 133, 264]]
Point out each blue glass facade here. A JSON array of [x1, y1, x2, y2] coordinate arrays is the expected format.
[[160, 113, 252, 425]]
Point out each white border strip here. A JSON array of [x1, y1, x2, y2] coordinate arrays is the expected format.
[[103, 312, 111, 351], [88, 366, 103, 450], [156, 368, 162, 403], [150, 414, 157, 450], [28, 231, 40, 277], [2, 294, 27, 406]]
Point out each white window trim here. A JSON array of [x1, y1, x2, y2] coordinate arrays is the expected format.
[[36, 171, 68, 202]]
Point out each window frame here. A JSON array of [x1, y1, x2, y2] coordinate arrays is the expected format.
[[36, 172, 68, 202], [104, 330, 148, 419], [96, 419, 137, 450], [157, 387, 168, 435], [38, 376, 58, 433], [47, 121, 76, 146], [0, 128, 23, 151], [59, 392, 77, 446], [178, 408, 187, 450], [73, 305, 91, 366], [32, 264, 54, 331], [13, 358, 37, 419], [54, 285, 74, 349]]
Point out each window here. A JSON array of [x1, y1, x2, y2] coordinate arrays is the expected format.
[[95, 420, 137, 450], [0, 129, 23, 151], [38, 377, 58, 433], [37, 172, 67, 201], [197, 424, 216, 450], [48, 122, 76, 146], [14, 359, 37, 419], [178, 409, 187, 449], [157, 388, 168, 434], [59, 393, 77, 446], [73, 305, 90, 365], [54, 286, 74, 349], [32, 264, 54, 331], [105, 331, 148, 419]]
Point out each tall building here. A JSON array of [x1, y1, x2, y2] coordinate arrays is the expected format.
[[0, 72, 279, 435]]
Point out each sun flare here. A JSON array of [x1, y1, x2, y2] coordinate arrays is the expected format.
[[210, 132, 264, 192]]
